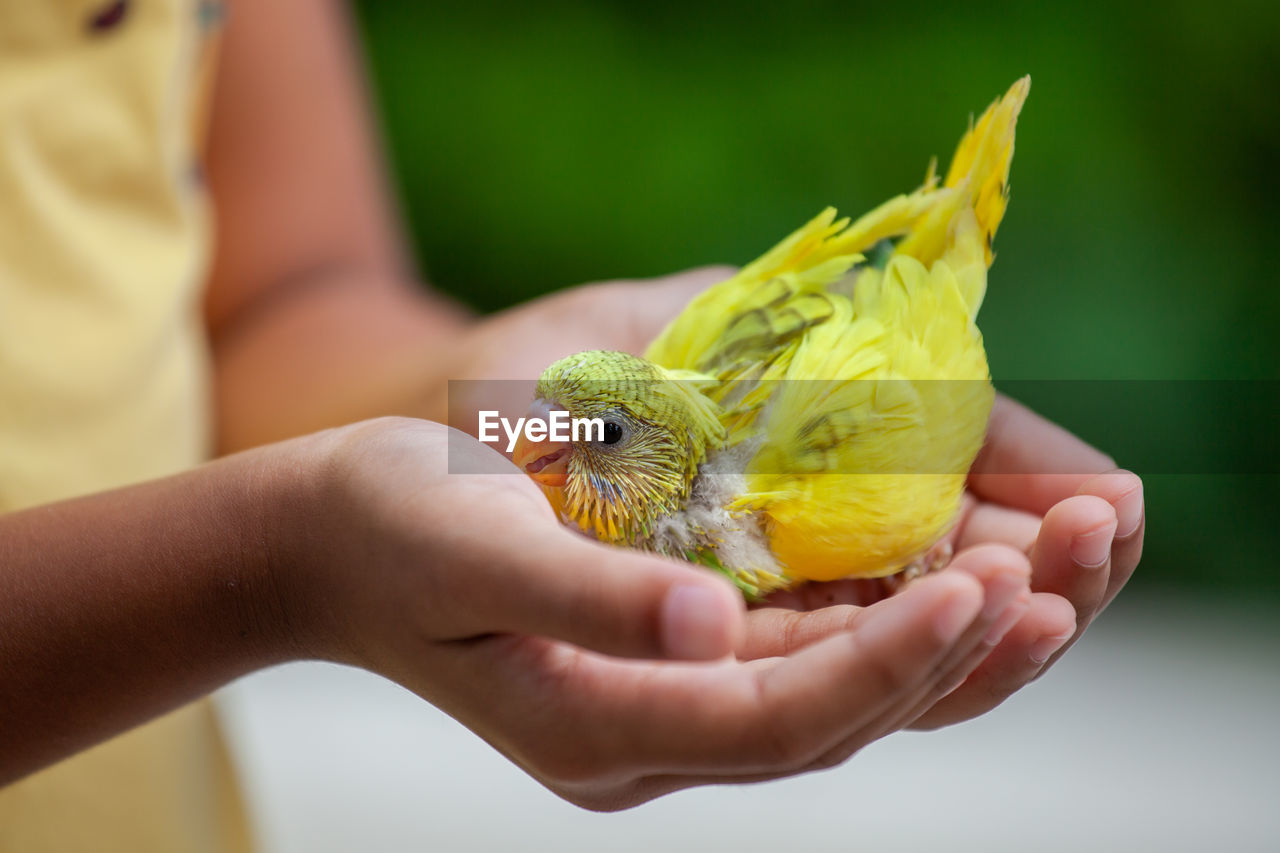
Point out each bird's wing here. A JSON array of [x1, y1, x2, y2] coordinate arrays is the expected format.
[[747, 209, 991, 485], [645, 206, 858, 378], [733, 211, 995, 581], [853, 74, 1029, 307], [644, 208, 863, 442]]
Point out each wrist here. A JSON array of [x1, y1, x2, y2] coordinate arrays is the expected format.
[[232, 429, 351, 665], [249, 422, 401, 668]]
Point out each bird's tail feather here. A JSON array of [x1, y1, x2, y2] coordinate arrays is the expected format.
[[834, 75, 1029, 317], [644, 78, 1029, 367], [896, 74, 1030, 270]]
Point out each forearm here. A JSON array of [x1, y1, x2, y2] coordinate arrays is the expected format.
[[209, 267, 731, 456], [0, 440, 317, 784], [211, 270, 471, 453]]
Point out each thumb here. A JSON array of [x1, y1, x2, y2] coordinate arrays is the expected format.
[[464, 528, 746, 661]]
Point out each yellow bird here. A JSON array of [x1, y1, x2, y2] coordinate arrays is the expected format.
[[514, 77, 1029, 596]]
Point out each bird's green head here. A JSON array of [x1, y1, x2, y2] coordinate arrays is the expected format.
[[513, 350, 725, 544]]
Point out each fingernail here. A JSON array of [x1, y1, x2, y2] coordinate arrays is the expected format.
[[1029, 631, 1073, 664], [982, 598, 1029, 646], [661, 585, 729, 660], [1069, 521, 1116, 568], [1114, 485, 1143, 538]]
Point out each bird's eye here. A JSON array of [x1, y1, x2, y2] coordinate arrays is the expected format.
[[601, 421, 625, 445]]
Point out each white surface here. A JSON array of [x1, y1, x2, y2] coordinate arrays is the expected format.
[[216, 594, 1280, 853]]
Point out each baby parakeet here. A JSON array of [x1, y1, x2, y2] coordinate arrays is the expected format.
[[513, 77, 1029, 596]]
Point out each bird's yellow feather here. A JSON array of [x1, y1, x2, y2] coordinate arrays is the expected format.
[[641, 78, 1027, 587], [533, 78, 1029, 594]]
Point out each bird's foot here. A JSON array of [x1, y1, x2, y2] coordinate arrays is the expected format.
[[881, 540, 953, 596]]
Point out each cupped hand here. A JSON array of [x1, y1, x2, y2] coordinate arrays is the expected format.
[[913, 394, 1145, 727], [290, 418, 1022, 810], [753, 395, 1145, 729], [449, 269, 1144, 732]]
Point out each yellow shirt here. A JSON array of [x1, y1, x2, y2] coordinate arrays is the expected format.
[[0, 1, 251, 849]]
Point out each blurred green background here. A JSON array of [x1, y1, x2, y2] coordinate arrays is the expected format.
[[350, 0, 1278, 598]]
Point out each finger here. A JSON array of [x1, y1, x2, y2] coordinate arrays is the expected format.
[[581, 571, 984, 778], [1020, 495, 1115, 675], [740, 575, 925, 660], [969, 395, 1116, 514], [449, 521, 746, 661], [670, 571, 988, 788], [743, 542, 1032, 668], [433, 570, 984, 805], [755, 578, 877, 612], [909, 591, 1076, 729], [807, 545, 1033, 765], [1029, 494, 1116, 605], [740, 571, 983, 772], [953, 500, 1042, 555], [1107, 514, 1144, 610], [1029, 471, 1144, 674], [638, 550, 1029, 791], [835, 592, 1033, 751], [1072, 470, 1145, 613], [738, 605, 863, 660]]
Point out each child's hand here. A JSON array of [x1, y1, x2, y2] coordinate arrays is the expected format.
[[752, 395, 1144, 730], [915, 396, 1144, 728], [440, 269, 1143, 741], [282, 418, 1026, 809]]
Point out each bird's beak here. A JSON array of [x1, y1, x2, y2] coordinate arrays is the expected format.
[[512, 398, 572, 488]]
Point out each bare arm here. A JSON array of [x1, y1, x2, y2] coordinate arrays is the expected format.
[[0, 443, 304, 784], [201, 1, 741, 450], [204, 0, 469, 452]]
